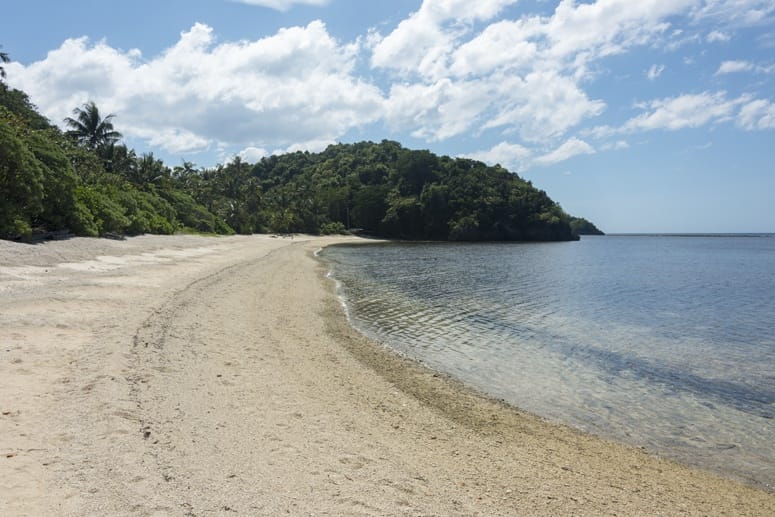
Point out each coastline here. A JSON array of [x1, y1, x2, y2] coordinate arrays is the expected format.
[[1, 234, 772, 515]]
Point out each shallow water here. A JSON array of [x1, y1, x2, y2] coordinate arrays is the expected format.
[[321, 235, 775, 488]]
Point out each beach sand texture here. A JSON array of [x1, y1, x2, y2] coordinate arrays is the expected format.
[[1, 234, 773, 516]]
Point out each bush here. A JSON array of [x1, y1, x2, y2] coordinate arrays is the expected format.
[[319, 221, 348, 235]]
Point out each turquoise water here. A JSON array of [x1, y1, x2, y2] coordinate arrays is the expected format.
[[321, 235, 775, 489]]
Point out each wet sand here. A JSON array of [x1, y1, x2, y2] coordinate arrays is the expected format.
[[1, 234, 773, 515]]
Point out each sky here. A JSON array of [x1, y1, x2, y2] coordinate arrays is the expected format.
[[2, 0, 774, 233]]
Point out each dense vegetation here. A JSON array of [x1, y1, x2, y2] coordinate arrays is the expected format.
[[1, 80, 599, 242], [569, 217, 604, 235]]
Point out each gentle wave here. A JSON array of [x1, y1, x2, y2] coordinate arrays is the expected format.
[[322, 237, 775, 489]]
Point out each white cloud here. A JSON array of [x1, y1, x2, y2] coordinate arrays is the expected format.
[[238, 146, 269, 162], [374, 0, 707, 147], [370, 0, 518, 78], [383, 68, 605, 143], [545, 0, 693, 61], [587, 91, 774, 137], [282, 139, 335, 154], [450, 19, 542, 77], [706, 30, 731, 42], [623, 92, 745, 132], [232, 0, 330, 11], [535, 137, 595, 165], [691, 0, 775, 26], [376, 0, 771, 150], [448, 0, 694, 79], [737, 99, 775, 130], [7, 22, 384, 155], [6, 0, 772, 172], [134, 127, 211, 154], [647, 64, 665, 80], [384, 78, 492, 141], [715, 60, 754, 75], [715, 60, 775, 75], [481, 71, 606, 141], [463, 141, 532, 170]]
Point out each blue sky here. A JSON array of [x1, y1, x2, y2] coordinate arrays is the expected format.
[[2, 0, 774, 233]]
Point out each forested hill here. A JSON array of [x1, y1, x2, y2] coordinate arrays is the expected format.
[[231, 142, 581, 241], [1, 83, 600, 242]]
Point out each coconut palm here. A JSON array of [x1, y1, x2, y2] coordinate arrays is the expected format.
[[64, 101, 122, 149], [0, 46, 9, 80]]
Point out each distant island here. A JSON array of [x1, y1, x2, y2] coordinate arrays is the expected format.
[[1, 82, 600, 243]]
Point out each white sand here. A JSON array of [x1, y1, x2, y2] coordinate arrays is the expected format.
[[1, 234, 772, 515]]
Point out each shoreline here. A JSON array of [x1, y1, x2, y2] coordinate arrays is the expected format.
[[317, 240, 774, 492], [1, 234, 773, 515]]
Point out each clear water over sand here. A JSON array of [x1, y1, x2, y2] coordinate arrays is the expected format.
[[322, 235, 775, 488]]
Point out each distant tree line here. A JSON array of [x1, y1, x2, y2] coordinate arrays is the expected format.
[[1, 78, 601, 242]]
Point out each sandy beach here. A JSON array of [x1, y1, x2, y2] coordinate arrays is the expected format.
[[1, 234, 773, 516]]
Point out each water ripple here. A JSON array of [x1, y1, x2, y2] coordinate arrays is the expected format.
[[323, 237, 775, 488]]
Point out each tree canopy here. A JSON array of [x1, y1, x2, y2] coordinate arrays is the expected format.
[[1, 81, 601, 242]]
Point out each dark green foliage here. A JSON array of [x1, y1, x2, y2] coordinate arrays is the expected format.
[[570, 217, 605, 236], [0, 84, 52, 129], [195, 140, 582, 241], [0, 82, 598, 243], [0, 114, 45, 238], [0, 85, 226, 241], [24, 129, 80, 230], [160, 189, 234, 235], [74, 185, 131, 235]]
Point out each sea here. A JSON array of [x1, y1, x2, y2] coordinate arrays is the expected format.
[[320, 235, 775, 489]]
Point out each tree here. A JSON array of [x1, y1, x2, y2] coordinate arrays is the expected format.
[[0, 46, 9, 81], [0, 116, 45, 238], [64, 101, 122, 150]]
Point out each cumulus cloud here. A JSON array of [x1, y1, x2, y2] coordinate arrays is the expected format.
[[383, 69, 604, 142], [370, 0, 518, 78], [449, 19, 541, 77], [715, 60, 754, 75], [462, 141, 532, 170], [622, 92, 746, 132], [232, 0, 330, 11], [5, 0, 773, 170], [534, 137, 595, 165], [237, 146, 270, 162], [448, 0, 692, 79], [543, 0, 693, 62], [384, 79, 492, 141], [374, 0, 710, 148], [8, 21, 384, 155], [481, 71, 605, 141]]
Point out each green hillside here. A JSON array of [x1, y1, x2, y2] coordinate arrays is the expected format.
[[1, 83, 598, 242]]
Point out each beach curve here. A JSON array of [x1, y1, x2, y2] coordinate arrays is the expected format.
[[1, 234, 773, 515]]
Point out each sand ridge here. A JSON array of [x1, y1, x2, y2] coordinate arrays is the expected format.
[[1, 234, 773, 515]]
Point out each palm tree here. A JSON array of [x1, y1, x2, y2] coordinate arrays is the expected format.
[[64, 101, 122, 149], [0, 46, 9, 80]]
